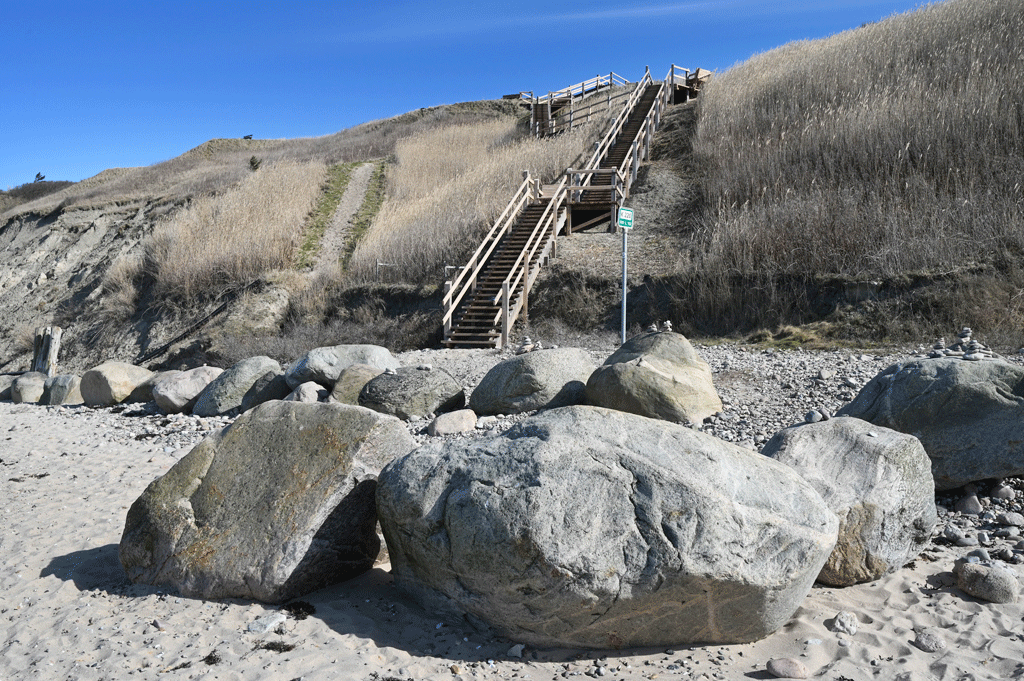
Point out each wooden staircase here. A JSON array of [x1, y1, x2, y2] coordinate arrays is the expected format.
[[443, 65, 703, 348], [444, 198, 564, 347], [569, 85, 662, 231]]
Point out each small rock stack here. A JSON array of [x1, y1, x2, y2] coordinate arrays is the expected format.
[[925, 327, 997, 361]]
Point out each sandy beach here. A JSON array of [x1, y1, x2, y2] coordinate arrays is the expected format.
[[3, 344, 1024, 681]]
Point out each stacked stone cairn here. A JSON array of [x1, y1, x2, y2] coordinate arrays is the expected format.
[[923, 327, 998, 361]]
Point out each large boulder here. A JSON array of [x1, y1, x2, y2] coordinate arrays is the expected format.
[[585, 332, 722, 424], [126, 370, 180, 404], [240, 369, 291, 412], [762, 417, 937, 586], [119, 401, 417, 603], [81, 362, 155, 407], [330, 363, 385, 405], [11, 372, 47, 403], [836, 357, 1024, 490], [192, 356, 282, 417], [152, 366, 223, 415], [359, 366, 465, 420], [377, 405, 838, 648], [41, 374, 84, 406], [285, 344, 400, 390], [470, 348, 596, 415]]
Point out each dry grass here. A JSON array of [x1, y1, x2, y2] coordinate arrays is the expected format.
[[346, 115, 609, 284], [1, 101, 524, 219], [142, 160, 326, 306], [98, 255, 144, 323], [676, 0, 1024, 336]]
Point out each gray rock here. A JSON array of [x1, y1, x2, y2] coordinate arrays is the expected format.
[[829, 611, 858, 636], [992, 483, 1016, 500], [126, 370, 179, 404], [762, 418, 936, 586], [376, 405, 838, 648], [955, 494, 984, 515], [41, 374, 83, 405], [120, 401, 417, 603], [285, 381, 328, 403], [766, 658, 810, 679], [359, 366, 464, 420], [192, 356, 282, 417], [285, 344, 400, 390], [469, 348, 595, 415], [152, 366, 223, 414], [11, 371, 47, 403], [585, 332, 722, 424], [428, 409, 477, 436], [240, 369, 290, 412], [955, 562, 1020, 603], [247, 612, 287, 634], [330, 363, 385, 405], [837, 358, 1024, 490], [913, 628, 946, 653], [0, 374, 17, 401], [81, 362, 154, 407], [997, 512, 1024, 527]]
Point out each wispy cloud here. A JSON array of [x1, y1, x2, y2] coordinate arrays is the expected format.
[[330, 0, 907, 45], [335, 2, 730, 44]]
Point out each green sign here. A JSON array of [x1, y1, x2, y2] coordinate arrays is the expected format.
[[617, 207, 634, 230]]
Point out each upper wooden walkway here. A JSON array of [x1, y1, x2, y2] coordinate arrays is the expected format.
[[442, 65, 709, 348]]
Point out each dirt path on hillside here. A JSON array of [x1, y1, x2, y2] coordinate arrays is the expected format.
[[314, 162, 375, 276]]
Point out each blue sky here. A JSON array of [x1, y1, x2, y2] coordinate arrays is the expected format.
[[1, 0, 928, 190]]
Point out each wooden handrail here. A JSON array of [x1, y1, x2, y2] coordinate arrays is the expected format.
[[492, 176, 569, 345], [534, 72, 630, 105], [442, 173, 532, 331]]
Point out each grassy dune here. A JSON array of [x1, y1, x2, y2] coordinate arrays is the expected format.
[[672, 0, 1024, 340]]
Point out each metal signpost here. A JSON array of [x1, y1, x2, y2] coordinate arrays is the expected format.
[[617, 207, 634, 344]]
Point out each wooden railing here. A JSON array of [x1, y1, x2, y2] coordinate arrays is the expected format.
[[666, 64, 691, 91], [441, 171, 535, 340], [529, 72, 630, 105], [528, 72, 632, 137], [492, 175, 569, 347]]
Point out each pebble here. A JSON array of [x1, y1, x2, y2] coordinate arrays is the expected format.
[[997, 511, 1024, 527], [992, 484, 1016, 500], [247, 613, 287, 634], [829, 611, 859, 636], [767, 657, 810, 679], [913, 629, 946, 653], [955, 495, 984, 515]]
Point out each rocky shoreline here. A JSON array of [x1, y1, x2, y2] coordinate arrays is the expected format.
[[4, 339, 1024, 680]]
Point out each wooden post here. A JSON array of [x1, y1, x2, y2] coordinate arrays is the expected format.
[[31, 325, 62, 377], [442, 282, 452, 340], [501, 281, 510, 349], [547, 92, 553, 136], [631, 141, 639, 187], [522, 279, 529, 324]]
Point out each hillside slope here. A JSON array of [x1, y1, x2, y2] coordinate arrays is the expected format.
[[0, 101, 525, 373], [3, 0, 1023, 373]]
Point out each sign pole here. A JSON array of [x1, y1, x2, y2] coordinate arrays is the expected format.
[[617, 207, 634, 344], [621, 226, 628, 344]]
